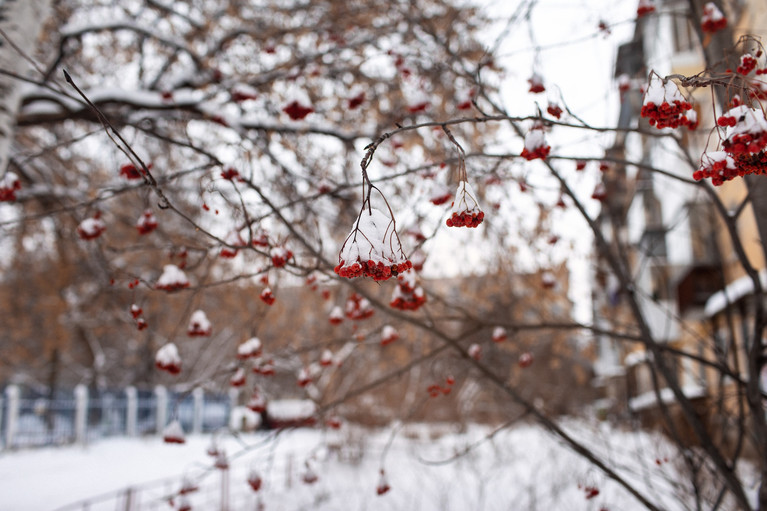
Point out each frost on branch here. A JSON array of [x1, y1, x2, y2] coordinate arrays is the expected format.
[[334, 207, 411, 281], [156, 264, 190, 292], [187, 310, 212, 337], [155, 343, 181, 374], [0, 172, 21, 201], [695, 105, 767, 185], [77, 216, 106, 240], [446, 181, 484, 228], [640, 74, 694, 129], [701, 2, 727, 33]]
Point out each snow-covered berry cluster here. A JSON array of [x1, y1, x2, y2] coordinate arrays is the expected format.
[[737, 53, 758, 75], [237, 337, 263, 360], [156, 264, 190, 292], [528, 73, 545, 93], [546, 102, 563, 119], [446, 181, 484, 228], [520, 126, 551, 161], [156, 343, 182, 374], [282, 100, 314, 120], [162, 419, 185, 444], [77, 215, 106, 240], [492, 326, 507, 343], [136, 209, 158, 235], [260, 287, 276, 305], [335, 207, 411, 280], [696, 105, 767, 184], [187, 310, 212, 337], [345, 292, 374, 320], [389, 269, 427, 311], [701, 2, 726, 33], [328, 306, 344, 325], [637, 0, 656, 17], [269, 246, 293, 268], [220, 230, 246, 258], [0, 172, 21, 201], [380, 325, 399, 346], [640, 75, 694, 129]]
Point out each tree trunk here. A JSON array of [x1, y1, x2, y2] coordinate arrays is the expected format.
[[0, 0, 52, 174]]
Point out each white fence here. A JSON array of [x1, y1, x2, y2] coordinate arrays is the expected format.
[[0, 384, 234, 449]]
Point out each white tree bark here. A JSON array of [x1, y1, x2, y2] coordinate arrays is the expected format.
[[0, 0, 52, 174]]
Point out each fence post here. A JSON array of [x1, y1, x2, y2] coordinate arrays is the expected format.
[[4, 385, 19, 449], [125, 386, 137, 437], [192, 388, 203, 434], [155, 385, 167, 435], [74, 384, 88, 445]]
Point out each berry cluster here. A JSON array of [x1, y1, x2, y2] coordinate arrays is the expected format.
[[591, 182, 607, 202], [187, 310, 212, 337], [77, 215, 106, 240], [260, 287, 276, 305], [520, 128, 551, 160], [446, 180, 484, 228], [247, 390, 267, 413], [381, 325, 399, 346], [156, 264, 190, 292], [641, 76, 694, 129], [221, 167, 244, 181], [119, 162, 143, 180], [528, 73, 545, 93], [376, 470, 391, 496], [282, 100, 314, 120], [698, 105, 767, 184], [269, 246, 293, 268], [229, 367, 246, 387], [130, 304, 148, 331], [0, 172, 20, 201], [390, 269, 427, 311], [247, 471, 263, 492], [518, 352, 534, 368], [220, 231, 246, 258], [737, 53, 758, 75], [328, 306, 344, 325], [429, 181, 453, 205], [546, 102, 563, 119], [236, 337, 263, 360], [155, 343, 182, 374], [701, 2, 727, 33], [427, 376, 455, 397], [136, 209, 158, 235], [492, 326, 507, 343], [162, 420, 185, 444], [335, 207, 411, 280], [345, 292, 375, 320], [637, 0, 655, 17], [468, 343, 482, 360]]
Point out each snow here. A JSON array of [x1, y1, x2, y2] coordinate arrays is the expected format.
[[237, 337, 262, 358], [156, 264, 189, 288], [449, 181, 482, 216], [187, 309, 211, 334], [77, 217, 105, 237], [724, 105, 767, 139], [161, 420, 185, 442], [340, 207, 407, 267], [628, 384, 707, 412], [643, 74, 685, 106], [704, 270, 767, 317], [702, 2, 724, 22], [523, 129, 546, 151], [155, 343, 180, 366], [0, 421, 757, 511], [265, 399, 316, 422]]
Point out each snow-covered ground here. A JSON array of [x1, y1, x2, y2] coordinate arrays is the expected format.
[[0, 420, 758, 511]]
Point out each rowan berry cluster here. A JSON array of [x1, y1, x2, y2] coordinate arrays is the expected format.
[[345, 292, 375, 320], [389, 269, 427, 311], [136, 209, 158, 235], [637, 0, 655, 17], [0, 172, 20, 201], [640, 75, 694, 129], [335, 207, 411, 280], [520, 127, 551, 161], [446, 180, 484, 228], [701, 2, 727, 33]]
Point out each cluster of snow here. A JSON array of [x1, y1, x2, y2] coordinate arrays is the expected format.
[[722, 105, 767, 140], [643, 74, 685, 106], [155, 343, 181, 368], [448, 181, 482, 218]]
